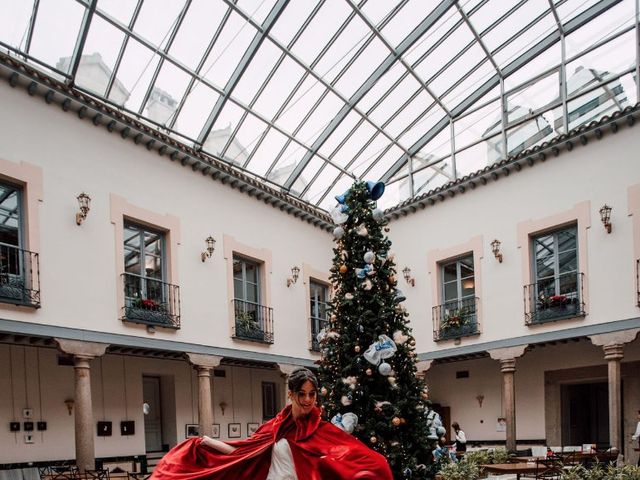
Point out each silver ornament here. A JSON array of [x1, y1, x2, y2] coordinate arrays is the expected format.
[[363, 251, 375, 264], [333, 226, 344, 239]]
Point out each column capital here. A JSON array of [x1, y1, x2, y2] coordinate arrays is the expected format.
[[602, 343, 624, 360], [589, 328, 640, 347], [186, 353, 223, 369], [488, 345, 527, 361], [55, 338, 108, 358], [416, 360, 433, 375], [499, 358, 517, 373]]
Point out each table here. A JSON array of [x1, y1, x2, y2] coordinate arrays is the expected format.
[[481, 462, 546, 479]]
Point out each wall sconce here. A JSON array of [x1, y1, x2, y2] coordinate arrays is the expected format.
[[402, 266, 415, 286], [219, 401, 227, 416], [476, 394, 484, 408], [286, 266, 300, 287], [490, 239, 503, 263], [64, 398, 75, 416], [599, 204, 612, 233], [75, 192, 91, 225], [201, 236, 216, 262]]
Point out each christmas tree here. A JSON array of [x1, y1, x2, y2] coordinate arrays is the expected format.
[[318, 180, 440, 479]]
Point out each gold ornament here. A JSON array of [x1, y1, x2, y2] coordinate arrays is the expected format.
[[392, 417, 401, 426], [410, 339, 416, 346], [370, 436, 377, 444], [366, 368, 372, 376], [321, 387, 328, 396], [354, 345, 361, 353], [388, 275, 396, 284], [339, 264, 348, 273], [399, 417, 407, 425]]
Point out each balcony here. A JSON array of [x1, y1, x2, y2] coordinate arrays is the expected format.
[[433, 297, 479, 342], [233, 299, 273, 344], [121, 273, 180, 329], [524, 272, 585, 325], [310, 316, 329, 352], [0, 243, 40, 308]]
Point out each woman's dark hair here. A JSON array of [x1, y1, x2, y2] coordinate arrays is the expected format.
[[287, 367, 318, 392], [452, 422, 460, 430]]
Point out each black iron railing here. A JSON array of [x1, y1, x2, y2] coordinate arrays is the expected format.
[[121, 273, 180, 328], [310, 316, 329, 352], [0, 243, 40, 308], [233, 299, 274, 343], [432, 297, 479, 341], [524, 272, 585, 325]]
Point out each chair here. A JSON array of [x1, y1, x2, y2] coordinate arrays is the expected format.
[[38, 466, 52, 478], [536, 457, 563, 479], [127, 473, 152, 480], [49, 465, 81, 479]]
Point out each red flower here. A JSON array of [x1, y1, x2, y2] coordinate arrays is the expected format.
[[142, 299, 157, 308]]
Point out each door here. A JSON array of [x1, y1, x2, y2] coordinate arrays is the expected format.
[[561, 382, 609, 447], [143, 376, 163, 452]]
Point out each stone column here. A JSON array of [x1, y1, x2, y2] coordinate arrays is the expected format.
[[186, 353, 223, 438], [590, 329, 639, 452], [489, 345, 527, 453], [55, 339, 108, 472]]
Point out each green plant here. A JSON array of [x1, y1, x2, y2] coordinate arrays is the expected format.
[[441, 307, 470, 330], [438, 459, 481, 480], [488, 448, 510, 464], [560, 464, 640, 480], [236, 311, 259, 331]]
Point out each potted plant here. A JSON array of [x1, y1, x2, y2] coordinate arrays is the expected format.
[[235, 310, 263, 340], [127, 296, 171, 325]]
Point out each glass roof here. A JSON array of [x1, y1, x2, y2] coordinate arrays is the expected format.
[[1, 0, 637, 211]]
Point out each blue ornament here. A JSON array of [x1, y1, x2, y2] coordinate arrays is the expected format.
[[365, 180, 385, 200]]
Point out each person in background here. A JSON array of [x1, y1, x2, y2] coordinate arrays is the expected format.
[[632, 409, 640, 466], [151, 367, 392, 480], [452, 422, 467, 453]]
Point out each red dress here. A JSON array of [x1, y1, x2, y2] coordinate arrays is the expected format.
[[151, 405, 392, 480]]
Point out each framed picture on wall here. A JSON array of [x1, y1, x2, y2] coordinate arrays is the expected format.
[[247, 423, 259, 437], [97, 421, 112, 437], [185, 424, 200, 438], [211, 424, 220, 439], [228, 423, 241, 438]]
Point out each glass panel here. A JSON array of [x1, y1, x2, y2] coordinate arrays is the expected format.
[[442, 60, 496, 111], [168, 0, 228, 70], [443, 263, 457, 282], [557, 228, 577, 253], [295, 91, 344, 145], [318, 111, 362, 158], [314, 16, 370, 82], [412, 156, 453, 196], [461, 278, 475, 297], [559, 272, 578, 295], [357, 62, 406, 114], [454, 99, 502, 150], [230, 114, 269, 164], [334, 37, 389, 98], [246, 282, 258, 303], [245, 262, 258, 284], [269, 1, 320, 47], [361, 0, 401, 27], [73, 17, 125, 98], [174, 83, 221, 139], [363, 145, 405, 181], [146, 62, 191, 126], [0, 184, 20, 246], [317, 174, 354, 210], [237, 0, 278, 24], [289, 1, 351, 65], [534, 234, 554, 258], [0, 1, 34, 50], [331, 123, 378, 168], [428, 43, 486, 98], [145, 255, 162, 278], [415, 126, 452, 163], [133, 0, 186, 49], [30, 0, 85, 71], [368, 75, 422, 126], [233, 278, 243, 299], [268, 143, 308, 192], [144, 232, 162, 255], [558, 251, 577, 274], [351, 134, 391, 177], [124, 251, 141, 275], [460, 255, 474, 272], [303, 165, 341, 206], [245, 128, 289, 176], [111, 39, 161, 111], [506, 110, 554, 158], [506, 71, 559, 123], [564, 77, 629, 132], [555, 0, 600, 24], [204, 101, 245, 158], [275, 76, 325, 133], [233, 258, 243, 279], [454, 136, 499, 177], [465, 0, 520, 33], [253, 57, 305, 120], [414, 24, 474, 82], [124, 226, 140, 249], [201, 12, 257, 88], [233, 39, 281, 105], [444, 282, 458, 302], [504, 44, 561, 90], [97, 0, 139, 27], [381, 0, 443, 48], [536, 255, 555, 280], [393, 97, 444, 145]]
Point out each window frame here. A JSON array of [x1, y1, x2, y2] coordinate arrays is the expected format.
[[531, 224, 579, 297], [123, 221, 166, 281], [440, 253, 475, 304], [232, 255, 261, 305]]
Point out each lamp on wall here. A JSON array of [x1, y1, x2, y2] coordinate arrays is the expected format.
[[402, 266, 415, 287], [490, 239, 503, 263], [599, 204, 612, 233], [287, 266, 300, 287], [219, 401, 227, 416], [476, 394, 484, 408], [75, 192, 91, 225], [201, 236, 216, 262], [64, 398, 75, 416]]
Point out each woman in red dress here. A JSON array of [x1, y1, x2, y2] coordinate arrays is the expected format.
[[151, 368, 392, 480]]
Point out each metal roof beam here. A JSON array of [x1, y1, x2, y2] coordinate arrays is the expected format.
[[381, 0, 621, 183], [197, 0, 289, 145], [68, 0, 97, 83], [283, 0, 457, 190], [24, 0, 41, 54]]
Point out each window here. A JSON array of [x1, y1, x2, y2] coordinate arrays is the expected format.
[[122, 222, 178, 327], [528, 225, 584, 323], [261, 382, 277, 420], [434, 254, 478, 340], [233, 255, 273, 342], [309, 281, 329, 351], [0, 181, 39, 307]]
